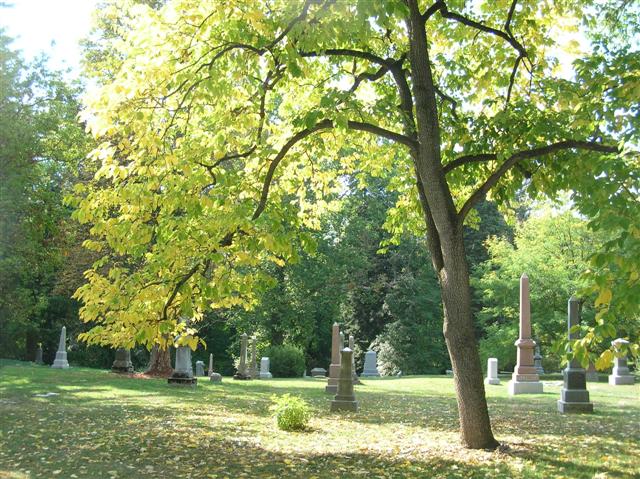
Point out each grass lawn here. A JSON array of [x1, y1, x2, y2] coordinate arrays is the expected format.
[[0, 360, 638, 479]]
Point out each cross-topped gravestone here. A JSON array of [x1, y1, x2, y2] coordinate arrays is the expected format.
[[349, 335, 361, 385], [558, 296, 593, 413], [534, 344, 545, 374], [51, 326, 69, 369], [248, 336, 258, 379], [233, 333, 251, 380], [508, 274, 543, 395], [325, 323, 341, 393], [330, 348, 359, 412]]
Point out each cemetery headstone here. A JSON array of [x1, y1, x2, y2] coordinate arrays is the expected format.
[[111, 348, 134, 373], [508, 273, 543, 395], [233, 333, 251, 380], [485, 358, 500, 385], [558, 296, 593, 413], [51, 326, 70, 369], [195, 360, 205, 377], [534, 344, 545, 374], [168, 346, 197, 387], [208, 353, 222, 383], [259, 357, 272, 379], [361, 350, 381, 377], [608, 338, 635, 385], [586, 362, 599, 382], [248, 336, 258, 379], [311, 367, 327, 377], [330, 348, 359, 412], [325, 323, 341, 393], [35, 345, 44, 365], [349, 335, 361, 385]]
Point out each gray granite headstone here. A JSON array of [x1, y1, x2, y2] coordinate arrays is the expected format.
[[195, 360, 205, 377], [168, 345, 197, 387], [259, 357, 272, 379], [361, 350, 380, 377], [608, 338, 635, 385], [208, 353, 222, 383], [586, 362, 599, 382], [111, 348, 134, 373], [51, 327, 70, 369], [311, 367, 327, 377], [557, 296, 593, 413], [330, 348, 358, 412], [35, 346, 44, 365]]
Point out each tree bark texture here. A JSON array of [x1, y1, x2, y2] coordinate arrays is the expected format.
[[145, 345, 173, 377]]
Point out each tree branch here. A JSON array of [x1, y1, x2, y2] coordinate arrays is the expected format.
[[457, 140, 619, 221], [252, 118, 416, 220], [438, 1, 527, 56]]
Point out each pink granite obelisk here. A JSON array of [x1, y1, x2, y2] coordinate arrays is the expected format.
[[508, 274, 543, 395], [325, 323, 341, 393]]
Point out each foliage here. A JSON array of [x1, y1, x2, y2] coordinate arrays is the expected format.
[[0, 30, 91, 361], [263, 344, 306, 378], [1, 361, 639, 478], [270, 393, 311, 431], [474, 210, 605, 371], [73, 0, 637, 351]]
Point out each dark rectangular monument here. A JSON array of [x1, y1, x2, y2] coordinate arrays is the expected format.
[[557, 296, 593, 413]]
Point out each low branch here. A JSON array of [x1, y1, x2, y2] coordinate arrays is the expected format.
[[457, 140, 619, 221]]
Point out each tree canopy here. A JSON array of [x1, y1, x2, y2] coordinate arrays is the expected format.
[[71, 0, 639, 448]]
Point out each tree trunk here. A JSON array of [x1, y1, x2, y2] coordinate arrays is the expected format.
[[145, 345, 173, 377], [439, 233, 499, 449], [404, 0, 498, 449]]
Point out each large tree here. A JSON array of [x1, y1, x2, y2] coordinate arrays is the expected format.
[[75, 0, 638, 448]]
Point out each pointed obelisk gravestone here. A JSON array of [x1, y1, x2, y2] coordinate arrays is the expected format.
[[35, 345, 44, 365], [331, 348, 359, 412], [248, 336, 258, 379], [485, 358, 500, 385], [234, 333, 251, 380], [534, 344, 545, 374], [508, 274, 543, 395], [51, 327, 70, 369], [259, 357, 272, 379], [111, 348, 134, 373], [361, 350, 381, 377], [558, 296, 593, 413], [195, 361, 205, 377], [586, 362, 599, 382], [208, 353, 222, 383], [349, 335, 361, 385], [608, 338, 635, 385], [168, 346, 197, 387], [326, 323, 341, 393]]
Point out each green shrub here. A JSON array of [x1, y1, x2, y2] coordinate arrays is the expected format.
[[270, 394, 311, 431], [263, 344, 305, 377]]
